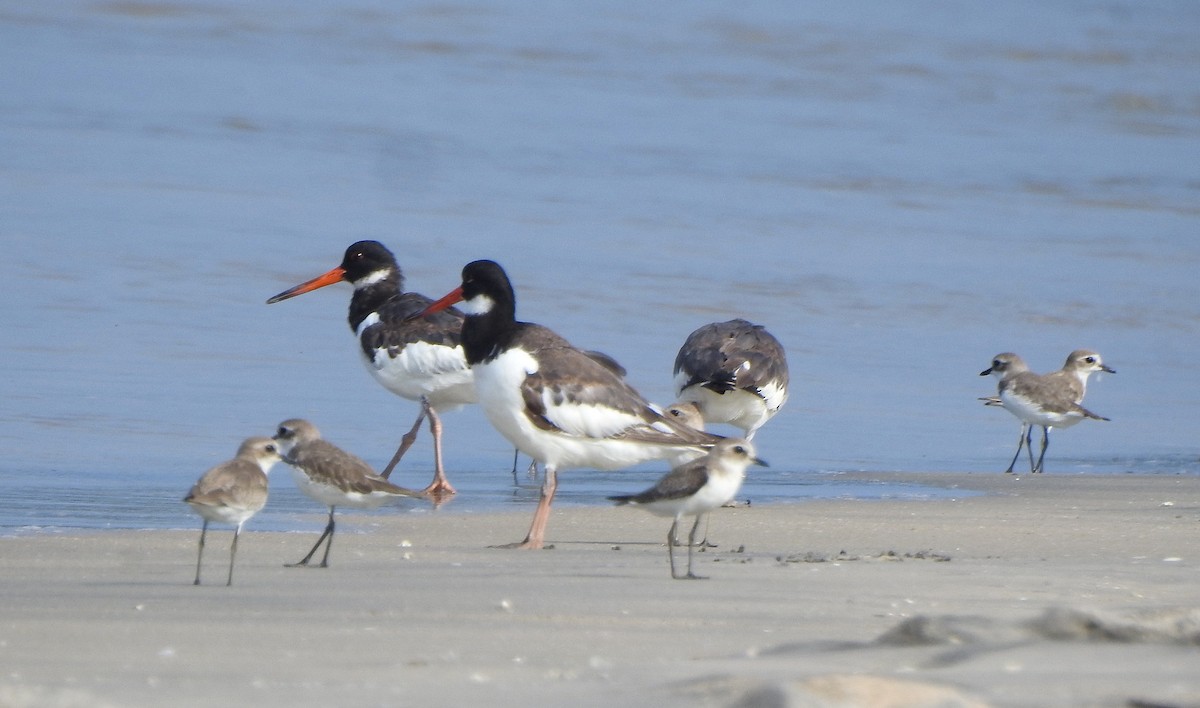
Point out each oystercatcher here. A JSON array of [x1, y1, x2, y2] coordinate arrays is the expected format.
[[267, 241, 472, 497], [415, 259, 722, 549]]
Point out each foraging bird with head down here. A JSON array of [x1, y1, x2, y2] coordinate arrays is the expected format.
[[671, 319, 789, 440]]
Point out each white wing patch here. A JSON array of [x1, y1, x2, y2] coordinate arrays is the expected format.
[[758, 378, 788, 413], [541, 388, 645, 439]]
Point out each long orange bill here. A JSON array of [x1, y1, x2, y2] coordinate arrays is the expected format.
[[408, 286, 464, 321], [266, 266, 346, 304]]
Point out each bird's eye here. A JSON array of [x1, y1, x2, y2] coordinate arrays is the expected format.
[[993, 359, 1002, 368], [1085, 356, 1096, 363], [266, 444, 277, 453], [733, 445, 746, 455], [276, 427, 287, 437]]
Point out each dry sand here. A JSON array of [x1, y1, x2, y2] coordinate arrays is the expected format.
[[2, 472, 1198, 708]]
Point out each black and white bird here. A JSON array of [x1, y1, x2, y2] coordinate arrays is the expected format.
[[273, 418, 423, 568], [609, 438, 766, 579], [267, 241, 473, 498], [980, 350, 1114, 474], [415, 259, 723, 549], [672, 319, 789, 439], [184, 437, 280, 586]]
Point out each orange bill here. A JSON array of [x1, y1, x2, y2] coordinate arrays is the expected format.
[[266, 266, 347, 304], [409, 286, 463, 320]]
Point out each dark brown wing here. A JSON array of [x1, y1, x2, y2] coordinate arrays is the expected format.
[[675, 319, 788, 397], [516, 325, 720, 446]]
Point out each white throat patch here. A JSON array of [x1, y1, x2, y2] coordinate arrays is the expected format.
[[460, 294, 495, 316], [353, 269, 391, 290]]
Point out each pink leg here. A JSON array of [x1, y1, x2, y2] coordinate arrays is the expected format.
[[422, 403, 456, 497], [496, 465, 556, 549], [380, 404, 428, 480]]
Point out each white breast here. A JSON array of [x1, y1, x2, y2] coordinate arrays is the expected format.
[[360, 340, 476, 410]]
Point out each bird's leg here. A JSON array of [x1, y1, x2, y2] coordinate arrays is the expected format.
[[380, 403, 429, 480], [667, 518, 680, 579], [697, 514, 718, 549], [496, 466, 557, 549], [193, 519, 208, 586], [422, 400, 456, 498], [683, 515, 707, 580], [318, 508, 336, 568], [287, 507, 335, 568], [508, 450, 539, 483], [1033, 427, 1050, 474], [1025, 425, 1038, 473], [1004, 423, 1028, 474], [671, 516, 717, 549], [227, 524, 241, 587]]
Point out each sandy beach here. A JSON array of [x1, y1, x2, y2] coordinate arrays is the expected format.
[[2, 472, 1198, 708]]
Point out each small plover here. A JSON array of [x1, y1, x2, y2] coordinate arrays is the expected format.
[[980, 350, 1114, 473], [184, 437, 280, 586], [609, 438, 766, 579], [273, 418, 422, 567]]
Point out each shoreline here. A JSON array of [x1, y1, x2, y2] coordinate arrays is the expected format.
[[2, 472, 1198, 707]]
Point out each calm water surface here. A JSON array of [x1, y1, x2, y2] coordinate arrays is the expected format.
[[1, 1, 1197, 534]]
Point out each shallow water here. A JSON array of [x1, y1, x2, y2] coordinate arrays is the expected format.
[[1, 1, 1197, 533]]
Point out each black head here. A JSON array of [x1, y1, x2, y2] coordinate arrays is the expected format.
[[267, 240, 400, 304], [460, 259, 514, 305], [413, 260, 516, 343], [340, 241, 400, 283]]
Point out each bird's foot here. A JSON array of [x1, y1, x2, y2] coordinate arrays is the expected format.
[[422, 486, 456, 509], [422, 480, 457, 497], [671, 538, 717, 549], [490, 538, 551, 550]]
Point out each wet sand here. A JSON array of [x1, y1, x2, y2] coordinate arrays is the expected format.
[[2, 472, 1198, 707]]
